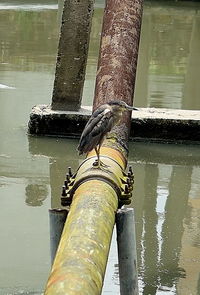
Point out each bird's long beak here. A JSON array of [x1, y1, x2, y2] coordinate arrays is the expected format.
[[124, 102, 138, 111]]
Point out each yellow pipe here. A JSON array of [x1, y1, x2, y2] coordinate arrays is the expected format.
[[88, 146, 126, 169], [45, 146, 133, 294], [45, 180, 118, 294]]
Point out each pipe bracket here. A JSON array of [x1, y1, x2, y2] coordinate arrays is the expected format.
[[61, 157, 134, 207]]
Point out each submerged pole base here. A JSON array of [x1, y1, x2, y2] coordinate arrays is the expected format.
[[116, 208, 138, 295], [49, 209, 69, 265]]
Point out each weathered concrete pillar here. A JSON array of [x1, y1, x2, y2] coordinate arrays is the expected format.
[[51, 0, 94, 111]]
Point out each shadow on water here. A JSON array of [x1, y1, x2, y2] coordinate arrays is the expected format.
[[28, 136, 79, 208], [142, 164, 159, 294]]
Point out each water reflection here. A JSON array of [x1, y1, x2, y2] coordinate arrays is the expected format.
[[131, 2, 200, 110], [28, 136, 79, 208], [142, 164, 159, 294], [25, 183, 48, 206], [131, 143, 200, 294], [0, 0, 58, 11], [158, 166, 191, 289], [182, 15, 200, 110], [0, 5, 59, 71]]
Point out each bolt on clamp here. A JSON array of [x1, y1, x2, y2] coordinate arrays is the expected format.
[[61, 163, 134, 208]]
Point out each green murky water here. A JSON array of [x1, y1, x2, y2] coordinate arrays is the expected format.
[[0, 1, 200, 294]]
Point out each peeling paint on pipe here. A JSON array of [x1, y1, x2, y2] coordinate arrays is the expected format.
[[45, 181, 118, 294]]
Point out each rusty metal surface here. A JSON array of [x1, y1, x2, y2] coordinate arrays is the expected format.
[[94, 0, 143, 110], [93, 0, 143, 153]]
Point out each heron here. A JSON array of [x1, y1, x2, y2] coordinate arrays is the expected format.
[[77, 100, 138, 168]]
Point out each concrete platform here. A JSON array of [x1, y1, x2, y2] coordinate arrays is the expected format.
[[28, 104, 200, 144]]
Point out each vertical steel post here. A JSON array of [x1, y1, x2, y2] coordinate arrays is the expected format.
[[51, 0, 94, 111], [93, 0, 143, 109], [116, 208, 138, 295], [49, 209, 68, 264]]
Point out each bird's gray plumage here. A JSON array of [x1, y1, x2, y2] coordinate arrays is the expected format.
[[77, 100, 138, 167], [78, 105, 114, 154]]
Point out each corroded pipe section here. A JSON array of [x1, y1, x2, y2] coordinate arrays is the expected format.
[[94, 0, 143, 109], [93, 0, 143, 156], [45, 180, 118, 295]]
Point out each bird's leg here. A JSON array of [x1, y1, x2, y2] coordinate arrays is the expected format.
[[93, 145, 109, 169], [94, 146, 101, 168]]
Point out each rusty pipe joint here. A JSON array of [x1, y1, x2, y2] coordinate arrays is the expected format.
[[61, 156, 134, 207]]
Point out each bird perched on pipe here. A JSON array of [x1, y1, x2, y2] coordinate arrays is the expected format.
[[77, 100, 138, 168]]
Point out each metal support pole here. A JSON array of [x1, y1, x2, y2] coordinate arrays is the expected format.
[[116, 208, 138, 295], [92, 0, 143, 158], [51, 0, 94, 111], [49, 209, 68, 265], [93, 0, 143, 111]]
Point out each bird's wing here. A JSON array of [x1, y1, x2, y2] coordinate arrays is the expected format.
[[77, 107, 114, 154], [91, 109, 114, 137], [80, 106, 109, 139]]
